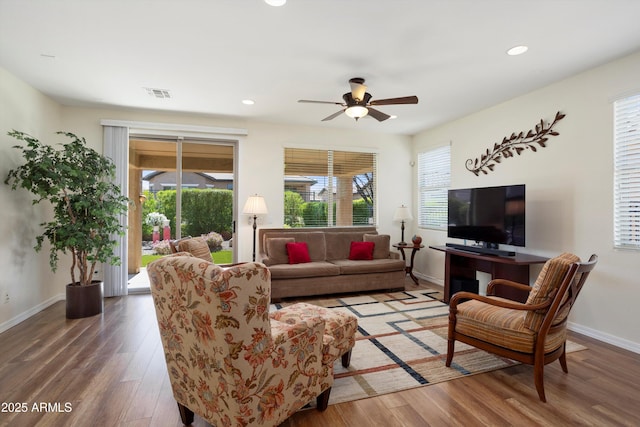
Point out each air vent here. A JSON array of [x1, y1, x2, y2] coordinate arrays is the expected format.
[[145, 88, 171, 99]]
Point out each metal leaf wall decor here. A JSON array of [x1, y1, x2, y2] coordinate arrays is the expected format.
[[466, 111, 566, 176]]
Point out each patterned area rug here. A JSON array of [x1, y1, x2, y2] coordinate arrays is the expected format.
[[273, 289, 585, 405]]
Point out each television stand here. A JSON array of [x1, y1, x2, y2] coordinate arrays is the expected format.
[[445, 243, 515, 257], [430, 245, 548, 303]]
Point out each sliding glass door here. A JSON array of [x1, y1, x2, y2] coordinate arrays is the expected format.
[[127, 137, 236, 290]]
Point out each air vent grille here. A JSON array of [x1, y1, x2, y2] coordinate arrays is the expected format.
[[145, 88, 171, 99]]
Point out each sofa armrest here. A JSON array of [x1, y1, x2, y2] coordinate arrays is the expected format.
[[389, 252, 400, 259], [259, 252, 276, 266]]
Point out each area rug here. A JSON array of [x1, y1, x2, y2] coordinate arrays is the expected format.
[[272, 289, 585, 405]]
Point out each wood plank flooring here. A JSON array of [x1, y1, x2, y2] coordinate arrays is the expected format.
[[1, 282, 639, 426]]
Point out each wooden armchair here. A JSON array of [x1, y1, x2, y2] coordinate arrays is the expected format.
[[147, 254, 334, 426], [445, 252, 597, 402]]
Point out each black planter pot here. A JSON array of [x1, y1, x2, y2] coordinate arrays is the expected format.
[[66, 281, 104, 319]]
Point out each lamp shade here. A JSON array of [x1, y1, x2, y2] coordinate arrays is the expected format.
[[243, 195, 268, 215], [393, 205, 413, 221]]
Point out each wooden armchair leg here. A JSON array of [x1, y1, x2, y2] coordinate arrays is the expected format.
[[534, 365, 547, 403], [559, 344, 569, 373], [341, 350, 352, 368], [177, 403, 194, 425], [445, 339, 455, 367], [316, 387, 331, 411]]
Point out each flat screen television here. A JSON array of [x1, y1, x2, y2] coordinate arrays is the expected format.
[[447, 184, 525, 249]]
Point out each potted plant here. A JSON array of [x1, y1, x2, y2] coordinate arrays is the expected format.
[[4, 130, 130, 318], [145, 212, 167, 242]]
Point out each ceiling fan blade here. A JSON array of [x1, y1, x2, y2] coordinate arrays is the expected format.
[[298, 99, 344, 105], [370, 96, 419, 106], [366, 107, 391, 122], [322, 109, 345, 121]]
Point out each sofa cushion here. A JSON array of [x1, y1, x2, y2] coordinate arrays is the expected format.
[[325, 231, 375, 260], [286, 242, 312, 264], [364, 234, 390, 259], [349, 241, 375, 260], [268, 261, 341, 279], [265, 237, 295, 265], [330, 258, 406, 275], [265, 231, 326, 262]]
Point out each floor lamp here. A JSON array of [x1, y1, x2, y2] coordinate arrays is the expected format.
[[243, 194, 268, 262], [393, 205, 413, 246]]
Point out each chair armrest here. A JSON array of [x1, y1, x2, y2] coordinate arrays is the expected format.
[[487, 278, 532, 298], [218, 262, 248, 268], [221, 261, 268, 272], [449, 291, 552, 312]]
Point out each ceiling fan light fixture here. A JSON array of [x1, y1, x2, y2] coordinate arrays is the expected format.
[[345, 105, 368, 120], [265, 0, 286, 6]]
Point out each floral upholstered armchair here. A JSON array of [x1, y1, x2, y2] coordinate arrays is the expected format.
[[147, 253, 334, 426]]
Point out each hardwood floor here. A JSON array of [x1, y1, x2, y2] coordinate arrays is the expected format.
[[1, 282, 639, 427]]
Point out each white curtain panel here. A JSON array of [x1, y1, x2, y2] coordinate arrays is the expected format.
[[102, 125, 129, 297]]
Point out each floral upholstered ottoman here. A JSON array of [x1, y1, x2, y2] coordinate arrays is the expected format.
[[270, 302, 358, 367]]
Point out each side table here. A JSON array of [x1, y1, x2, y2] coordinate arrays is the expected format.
[[393, 243, 424, 284]]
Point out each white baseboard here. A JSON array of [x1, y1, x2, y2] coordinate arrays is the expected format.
[[0, 293, 65, 334], [568, 321, 640, 354], [413, 271, 444, 287]]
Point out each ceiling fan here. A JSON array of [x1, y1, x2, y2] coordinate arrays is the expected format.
[[298, 77, 419, 122]]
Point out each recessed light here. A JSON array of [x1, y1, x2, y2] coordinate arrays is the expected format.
[[389, 115, 398, 120], [265, 0, 286, 6], [242, 99, 255, 105], [507, 45, 528, 56]]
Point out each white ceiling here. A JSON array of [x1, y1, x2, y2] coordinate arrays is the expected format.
[[2, 0, 640, 135]]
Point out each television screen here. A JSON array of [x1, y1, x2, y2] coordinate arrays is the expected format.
[[447, 184, 525, 247]]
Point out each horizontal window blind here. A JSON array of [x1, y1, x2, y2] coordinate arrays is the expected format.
[[614, 94, 640, 249], [284, 148, 376, 227], [418, 145, 451, 229]]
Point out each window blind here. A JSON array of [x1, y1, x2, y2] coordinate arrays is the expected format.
[[418, 145, 451, 229], [284, 148, 376, 227], [614, 94, 640, 249]]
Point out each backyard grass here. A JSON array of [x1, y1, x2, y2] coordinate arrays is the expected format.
[[141, 250, 233, 267]]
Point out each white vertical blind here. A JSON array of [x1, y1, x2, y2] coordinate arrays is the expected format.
[[614, 94, 640, 250], [418, 145, 451, 229], [102, 125, 130, 296]]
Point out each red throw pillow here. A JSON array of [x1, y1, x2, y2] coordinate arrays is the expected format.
[[286, 242, 311, 264], [349, 241, 375, 260]]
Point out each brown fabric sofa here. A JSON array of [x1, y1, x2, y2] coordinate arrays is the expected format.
[[258, 227, 406, 300]]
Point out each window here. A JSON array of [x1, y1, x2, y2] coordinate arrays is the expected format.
[[284, 148, 376, 227], [418, 145, 451, 229], [614, 93, 640, 250]]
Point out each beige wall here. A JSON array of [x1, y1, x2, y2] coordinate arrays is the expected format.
[[0, 67, 70, 327], [410, 50, 640, 351]]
